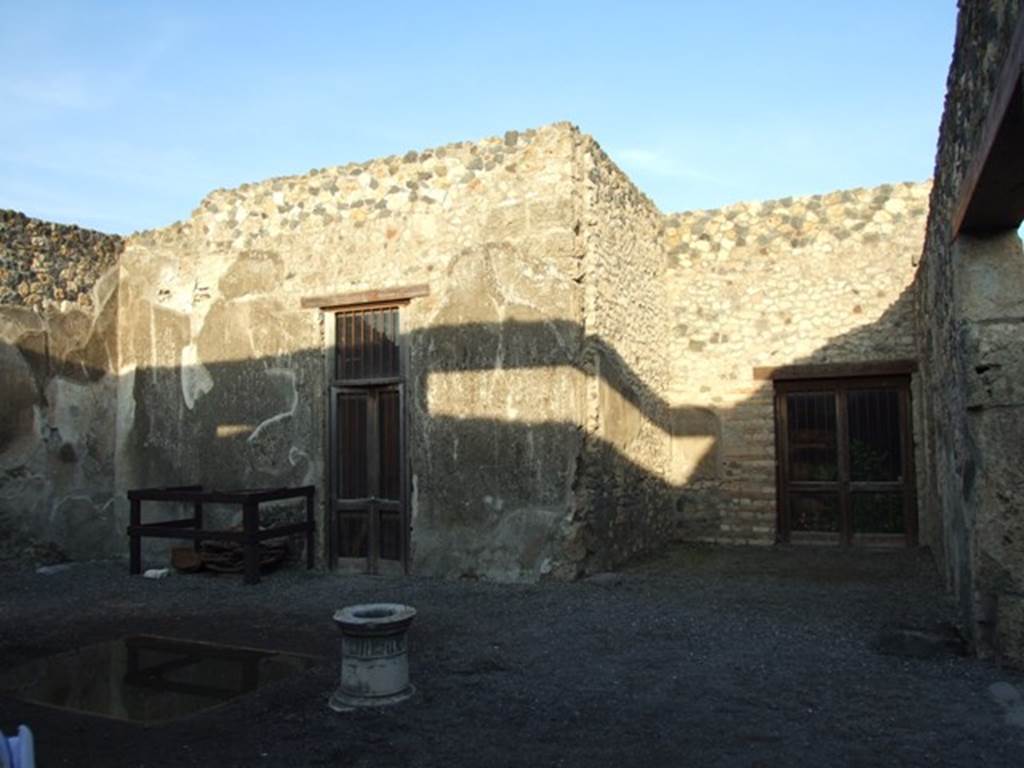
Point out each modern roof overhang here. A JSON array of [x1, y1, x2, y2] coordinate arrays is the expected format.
[[954, 14, 1024, 236]]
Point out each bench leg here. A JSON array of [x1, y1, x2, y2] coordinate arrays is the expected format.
[[306, 492, 315, 570], [129, 499, 142, 575], [243, 501, 260, 585], [194, 502, 204, 551]]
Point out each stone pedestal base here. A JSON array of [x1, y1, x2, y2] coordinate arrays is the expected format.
[[329, 683, 416, 712], [330, 603, 416, 712]]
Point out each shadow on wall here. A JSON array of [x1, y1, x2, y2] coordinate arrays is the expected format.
[[0, 284, 921, 577]]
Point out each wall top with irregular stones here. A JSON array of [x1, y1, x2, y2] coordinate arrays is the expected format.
[[664, 180, 931, 262], [662, 180, 931, 392], [0, 209, 124, 310], [129, 121, 579, 252]]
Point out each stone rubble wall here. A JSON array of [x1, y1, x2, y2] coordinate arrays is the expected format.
[[0, 210, 123, 308], [571, 136, 673, 574], [915, 0, 1024, 663], [664, 182, 930, 544], [115, 123, 588, 581], [0, 119, 948, 582], [0, 260, 120, 562]]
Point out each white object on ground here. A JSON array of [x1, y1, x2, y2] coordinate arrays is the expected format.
[[143, 568, 171, 579], [1, 725, 35, 768], [36, 563, 73, 575]]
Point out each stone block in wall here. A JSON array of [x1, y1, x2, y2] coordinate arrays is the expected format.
[[970, 406, 1024, 594], [963, 320, 1024, 410], [667, 406, 720, 484], [0, 334, 43, 458], [54, 496, 119, 560], [996, 593, 1024, 667], [672, 488, 726, 540], [953, 232, 1024, 324], [596, 359, 642, 453], [217, 250, 286, 300], [720, 416, 774, 455]]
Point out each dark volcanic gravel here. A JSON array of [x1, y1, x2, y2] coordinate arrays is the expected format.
[[1, 545, 1022, 767]]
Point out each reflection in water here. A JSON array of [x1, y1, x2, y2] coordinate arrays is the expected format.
[[0, 636, 315, 724]]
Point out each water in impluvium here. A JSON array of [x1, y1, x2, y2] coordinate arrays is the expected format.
[[0, 636, 316, 724]]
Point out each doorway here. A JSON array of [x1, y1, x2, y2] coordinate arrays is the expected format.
[[328, 305, 407, 573], [775, 375, 917, 547]]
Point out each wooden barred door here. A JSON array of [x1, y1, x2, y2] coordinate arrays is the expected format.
[[329, 306, 407, 573], [775, 375, 917, 547]]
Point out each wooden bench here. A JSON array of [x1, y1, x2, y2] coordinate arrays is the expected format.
[[126, 485, 315, 584]]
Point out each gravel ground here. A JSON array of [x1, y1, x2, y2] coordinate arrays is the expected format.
[[1, 544, 1022, 767]]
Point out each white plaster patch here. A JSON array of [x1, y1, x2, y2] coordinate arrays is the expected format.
[[410, 474, 419, 525], [116, 364, 136, 437], [246, 368, 298, 444], [288, 445, 316, 486], [180, 343, 214, 410], [43, 378, 96, 445]]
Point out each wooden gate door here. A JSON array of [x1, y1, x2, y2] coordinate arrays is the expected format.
[[328, 306, 407, 573], [775, 375, 917, 547]]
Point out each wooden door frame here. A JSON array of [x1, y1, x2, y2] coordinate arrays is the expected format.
[[774, 374, 917, 547]]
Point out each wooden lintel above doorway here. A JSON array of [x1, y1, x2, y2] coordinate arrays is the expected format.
[[300, 283, 430, 311], [753, 359, 918, 382]]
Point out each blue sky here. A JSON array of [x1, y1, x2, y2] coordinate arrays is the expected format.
[[0, 1, 956, 234]]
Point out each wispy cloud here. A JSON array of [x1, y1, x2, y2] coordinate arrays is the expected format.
[[2, 71, 96, 110], [617, 148, 665, 171], [0, 12, 201, 231], [615, 147, 729, 186], [7, 139, 210, 192], [0, 14, 187, 114], [0, 174, 131, 231]]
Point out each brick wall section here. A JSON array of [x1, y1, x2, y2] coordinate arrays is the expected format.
[[664, 182, 929, 544], [0, 210, 123, 308]]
